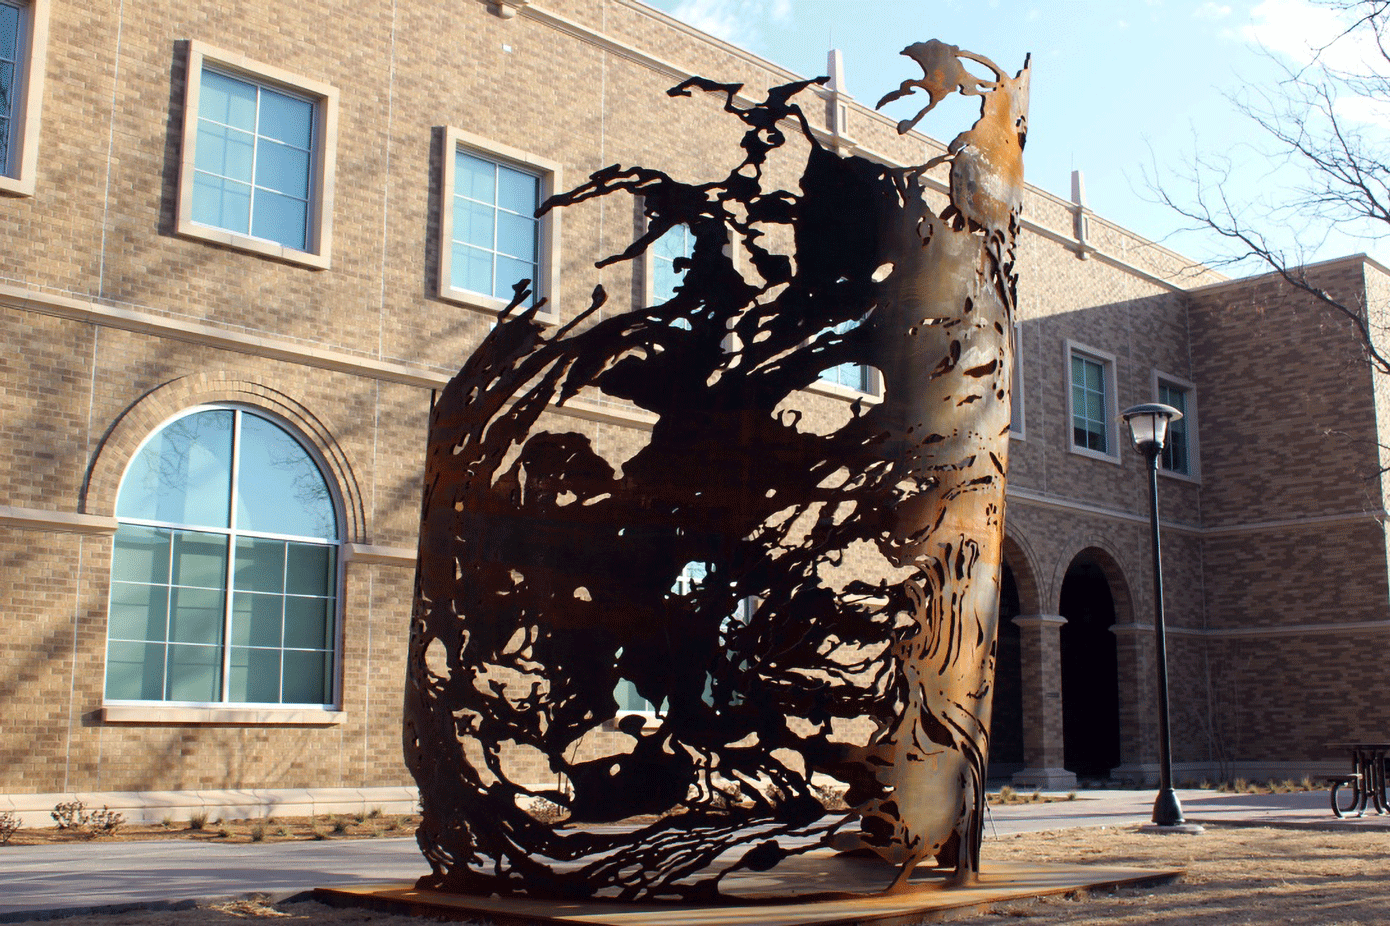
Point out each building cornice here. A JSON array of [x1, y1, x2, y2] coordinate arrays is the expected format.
[[0, 504, 117, 535], [0, 281, 658, 431], [344, 542, 418, 567], [1006, 485, 1198, 533], [1123, 619, 1390, 639], [1006, 484, 1384, 537], [1187, 252, 1390, 298], [521, 0, 1214, 293]]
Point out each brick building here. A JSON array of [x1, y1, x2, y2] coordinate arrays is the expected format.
[[2, 0, 1387, 820]]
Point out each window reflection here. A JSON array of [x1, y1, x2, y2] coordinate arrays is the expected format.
[[235, 414, 336, 539], [116, 409, 233, 527]]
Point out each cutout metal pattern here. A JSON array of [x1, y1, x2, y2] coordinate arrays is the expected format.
[[405, 42, 1030, 901]]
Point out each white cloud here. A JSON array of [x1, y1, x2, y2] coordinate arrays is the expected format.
[[1242, 0, 1390, 129], [1334, 94, 1390, 125], [1242, 0, 1376, 69], [670, 0, 789, 47], [1193, 2, 1231, 21]]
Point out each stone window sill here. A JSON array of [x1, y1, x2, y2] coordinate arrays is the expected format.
[[101, 705, 345, 726]]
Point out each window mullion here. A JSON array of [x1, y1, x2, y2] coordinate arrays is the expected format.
[[247, 84, 261, 233], [222, 408, 242, 704], [280, 540, 289, 704], [162, 527, 174, 699]]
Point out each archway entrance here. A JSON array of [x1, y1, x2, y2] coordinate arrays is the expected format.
[[1059, 554, 1120, 779], [988, 562, 1023, 779]]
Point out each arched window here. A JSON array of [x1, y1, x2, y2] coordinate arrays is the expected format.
[[104, 407, 340, 707]]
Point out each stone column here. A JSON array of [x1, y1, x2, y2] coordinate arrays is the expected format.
[[1110, 622, 1155, 785], [1010, 614, 1077, 790]]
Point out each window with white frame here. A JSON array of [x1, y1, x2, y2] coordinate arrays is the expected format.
[[815, 319, 876, 395], [105, 407, 340, 707], [438, 127, 561, 324], [1067, 342, 1117, 459], [0, 0, 47, 196], [615, 560, 759, 718], [614, 560, 708, 716], [650, 223, 693, 306], [1157, 376, 1195, 477], [0, 1, 21, 177], [177, 42, 338, 267]]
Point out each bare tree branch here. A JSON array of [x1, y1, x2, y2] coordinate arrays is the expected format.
[[1150, 0, 1390, 376]]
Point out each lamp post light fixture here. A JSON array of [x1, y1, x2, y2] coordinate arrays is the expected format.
[[1120, 402, 1187, 828]]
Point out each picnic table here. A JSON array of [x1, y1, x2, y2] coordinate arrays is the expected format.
[[1327, 742, 1390, 818]]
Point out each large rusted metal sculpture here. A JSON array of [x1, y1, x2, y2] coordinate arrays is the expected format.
[[405, 41, 1029, 901]]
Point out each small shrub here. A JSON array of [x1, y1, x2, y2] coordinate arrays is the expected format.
[[998, 785, 1016, 802], [812, 785, 849, 812], [50, 801, 123, 838], [310, 818, 328, 840], [216, 826, 231, 838], [0, 810, 19, 845], [187, 810, 208, 831], [249, 821, 266, 842], [527, 798, 569, 824], [160, 816, 174, 830], [367, 807, 383, 820], [276, 826, 291, 838], [1066, 791, 1077, 801], [88, 807, 125, 838], [331, 816, 350, 835], [1030, 790, 1042, 803], [1233, 778, 1249, 794], [51, 800, 86, 830], [1300, 776, 1314, 792]]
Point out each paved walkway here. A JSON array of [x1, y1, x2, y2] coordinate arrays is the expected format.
[[0, 788, 1383, 919]]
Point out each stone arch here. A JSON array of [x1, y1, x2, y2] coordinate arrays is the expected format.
[[1056, 543, 1133, 779], [1001, 526, 1043, 617], [1045, 535, 1134, 627], [83, 373, 368, 544], [989, 527, 1042, 777]]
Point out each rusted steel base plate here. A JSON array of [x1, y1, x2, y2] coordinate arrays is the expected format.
[[312, 857, 1181, 926]]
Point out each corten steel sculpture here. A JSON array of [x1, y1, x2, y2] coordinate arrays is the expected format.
[[405, 40, 1029, 901]]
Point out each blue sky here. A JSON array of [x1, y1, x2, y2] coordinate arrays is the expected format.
[[640, 0, 1390, 272]]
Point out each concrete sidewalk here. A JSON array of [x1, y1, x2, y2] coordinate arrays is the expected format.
[[0, 788, 1383, 920]]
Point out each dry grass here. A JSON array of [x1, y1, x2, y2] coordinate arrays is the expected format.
[[974, 824, 1390, 924], [0, 813, 420, 847], [9, 824, 1390, 925]]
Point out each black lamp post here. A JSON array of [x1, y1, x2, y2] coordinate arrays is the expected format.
[[1120, 402, 1186, 828]]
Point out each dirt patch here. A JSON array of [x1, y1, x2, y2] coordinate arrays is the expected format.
[[6, 824, 1390, 924]]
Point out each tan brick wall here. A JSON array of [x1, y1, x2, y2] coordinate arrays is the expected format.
[[2, 0, 1385, 803]]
